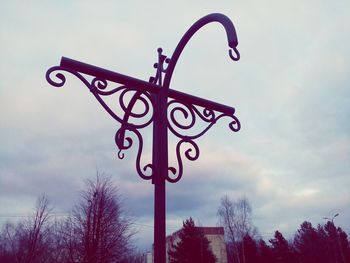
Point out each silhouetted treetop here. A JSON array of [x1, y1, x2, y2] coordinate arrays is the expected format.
[[168, 217, 216, 263]]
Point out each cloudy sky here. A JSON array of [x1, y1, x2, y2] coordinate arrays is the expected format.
[[1, 0, 349, 250]]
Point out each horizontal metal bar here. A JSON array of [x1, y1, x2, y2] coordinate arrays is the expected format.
[[168, 89, 235, 115], [60, 57, 160, 94], [60, 57, 235, 115]]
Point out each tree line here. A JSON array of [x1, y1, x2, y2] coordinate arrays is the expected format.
[[217, 195, 350, 263], [169, 196, 350, 263], [1, 179, 349, 263], [0, 174, 142, 263]]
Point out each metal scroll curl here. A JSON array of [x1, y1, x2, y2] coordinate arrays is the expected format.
[[46, 66, 154, 181], [167, 99, 240, 140], [115, 126, 153, 181], [46, 67, 154, 129], [166, 138, 199, 183], [166, 99, 240, 183]]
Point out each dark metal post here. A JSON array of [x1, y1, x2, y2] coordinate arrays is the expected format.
[[46, 13, 241, 263], [153, 90, 168, 263], [152, 56, 169, 261]]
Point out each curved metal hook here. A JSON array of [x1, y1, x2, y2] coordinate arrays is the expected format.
[[163, 13, 240, 89], [229, 47, 240, 61]]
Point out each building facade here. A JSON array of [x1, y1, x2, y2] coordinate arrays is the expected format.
[[165, 226, 228, 263]]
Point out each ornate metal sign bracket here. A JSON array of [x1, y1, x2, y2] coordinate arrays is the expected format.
[[46, 13, 241, 263]]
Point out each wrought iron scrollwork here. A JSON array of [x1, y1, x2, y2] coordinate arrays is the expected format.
[[115, 126, 153, 180], [166, 99, 240, 183], [46, 66, 154, 181], [149, 48, 170, 85], [166, 138, 200, 183], [46, 14, 242, 263], [167, 99, 240, 139], [46, 16, 241, 185]]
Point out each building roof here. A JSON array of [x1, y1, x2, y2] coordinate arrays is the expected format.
[[166, 226, 224, 241], [197, 227, 224, 235]]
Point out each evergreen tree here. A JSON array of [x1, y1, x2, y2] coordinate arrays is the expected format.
[[242, 234, 258, 263], [338, 229, 350, 263], [294, 221, 328, 263], [316, 223, 333, 262], [323, 221, 350, 263], [269, 230, 295, 263], [168, 218, 216, 263], [258, 239, 273, 263]]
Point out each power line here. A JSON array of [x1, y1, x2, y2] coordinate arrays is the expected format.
[[0, 213, 70, 218], [0, 213, 177, 227]]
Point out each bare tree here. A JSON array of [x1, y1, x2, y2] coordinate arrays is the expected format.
[[63, 173, 136, 263], [0, 195, 52, 263], [24, 195, 52, 263], [44, 219, 70, 263], [0, 222, 18, 262], [217, 195, 256, 263]]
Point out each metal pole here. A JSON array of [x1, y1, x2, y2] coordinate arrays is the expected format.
[[46, 13, 242, 263], [152, 85, 168, 263]]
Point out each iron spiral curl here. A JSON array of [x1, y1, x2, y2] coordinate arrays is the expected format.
[[46, 67, 154, 128], [166, 99, 240, 183], [166, 138, 200, 183], [115, 126, 153, 181], [46, 66, 155, 181], [167, 99, 240, 140]]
